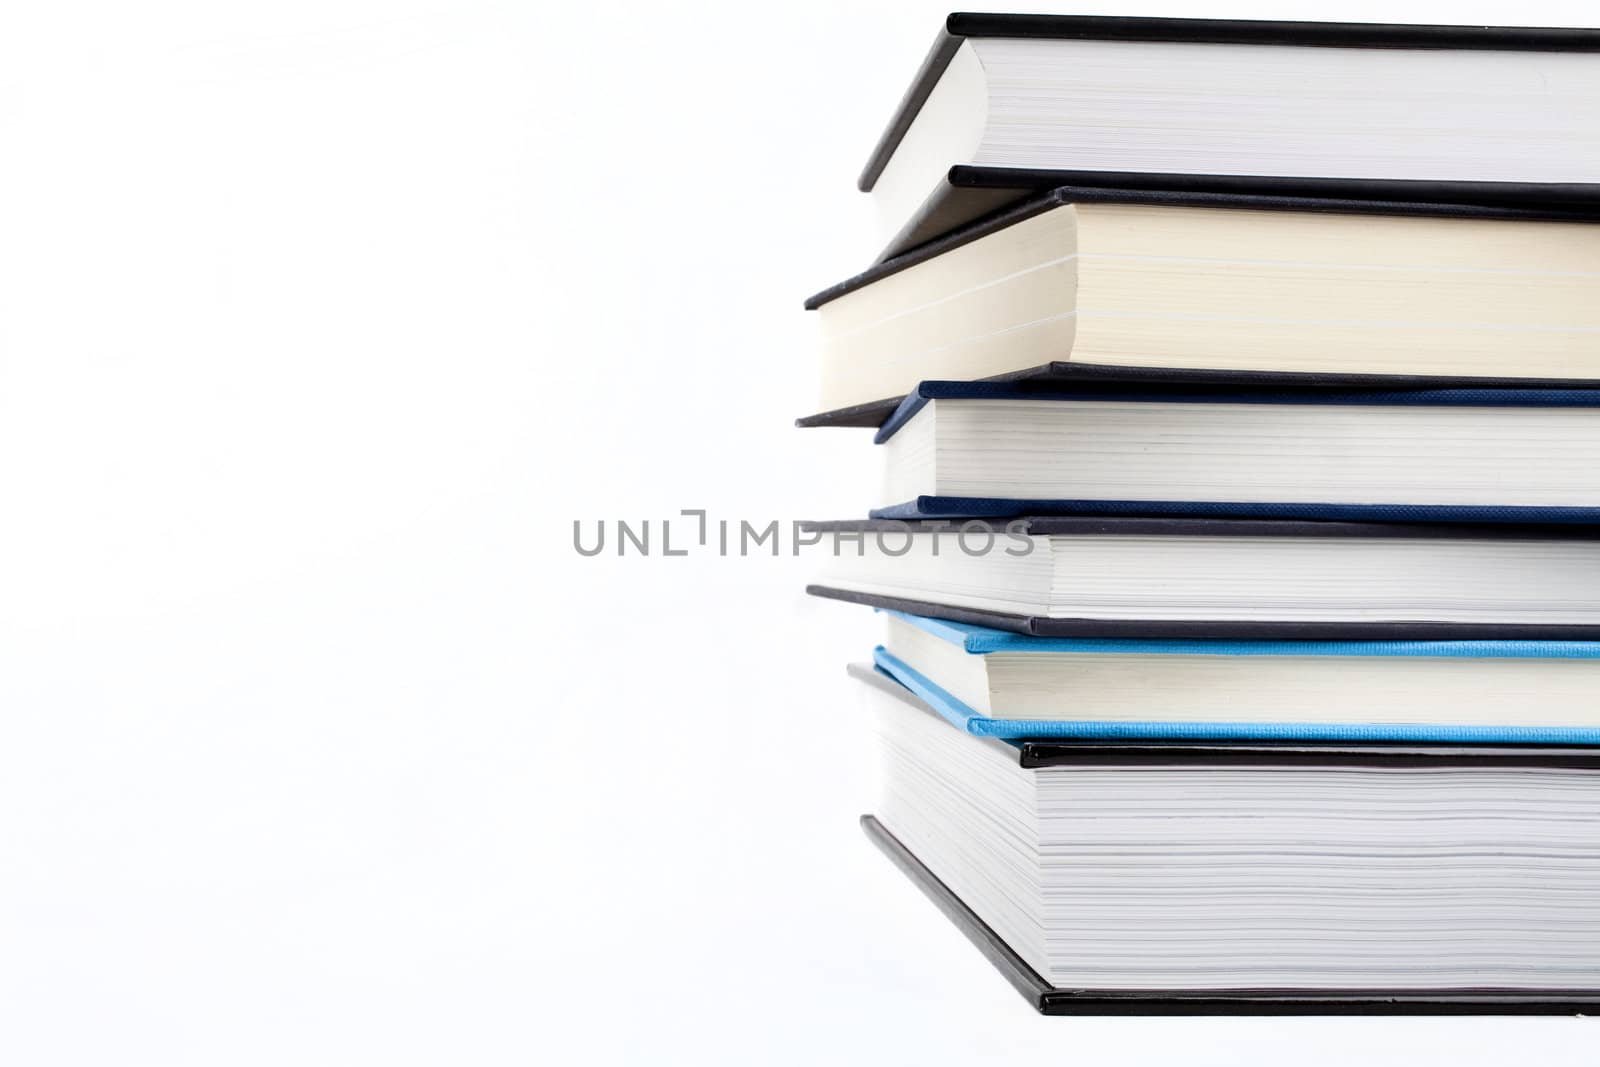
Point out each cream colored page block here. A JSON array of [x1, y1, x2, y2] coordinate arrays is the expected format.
[[1073, 319, 1596, 377], [986, 654, 1600, 725], [816, 207, 1078, 408], [1074, 202, 1600, 272], [1082, 259, 1600, 328], [1070, 203, 1600, 375], [1073, 264, 1600, 376], [825, 271, 1075, 409], [818, 206, 1078, 333]]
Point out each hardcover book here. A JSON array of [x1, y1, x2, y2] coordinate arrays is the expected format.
[[803, 188, 1600, 421], [873, 609, 1600, 744], [867, 382, 1600, 523], [864, 13, 1600, 259], [853, 663, 1600, 1013], [803, 516, 1600, 641]]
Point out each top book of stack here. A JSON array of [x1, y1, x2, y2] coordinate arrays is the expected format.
[[864, 13, 1600, 260]]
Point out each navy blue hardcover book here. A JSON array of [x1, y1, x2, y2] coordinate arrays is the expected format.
[[868, 382, 1600, 523]]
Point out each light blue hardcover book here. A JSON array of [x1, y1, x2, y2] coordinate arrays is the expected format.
[[874, 609, 1600, 744]]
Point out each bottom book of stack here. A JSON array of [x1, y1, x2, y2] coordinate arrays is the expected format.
[[852, 663, 1600, 1014]]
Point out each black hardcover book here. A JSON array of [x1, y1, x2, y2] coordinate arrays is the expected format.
[[800, 188, 1600, 427], [806, 516, 1600, 640], [861, 816, 1600, 1016], [863, 13, 1600, 261], [850, 664, 1600, 1014]]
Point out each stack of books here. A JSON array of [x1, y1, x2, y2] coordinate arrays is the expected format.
[[800, 14, 1600, 1015]]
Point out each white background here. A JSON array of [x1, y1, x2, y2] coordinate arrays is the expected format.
[[1, 1, 1596, 1062]]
